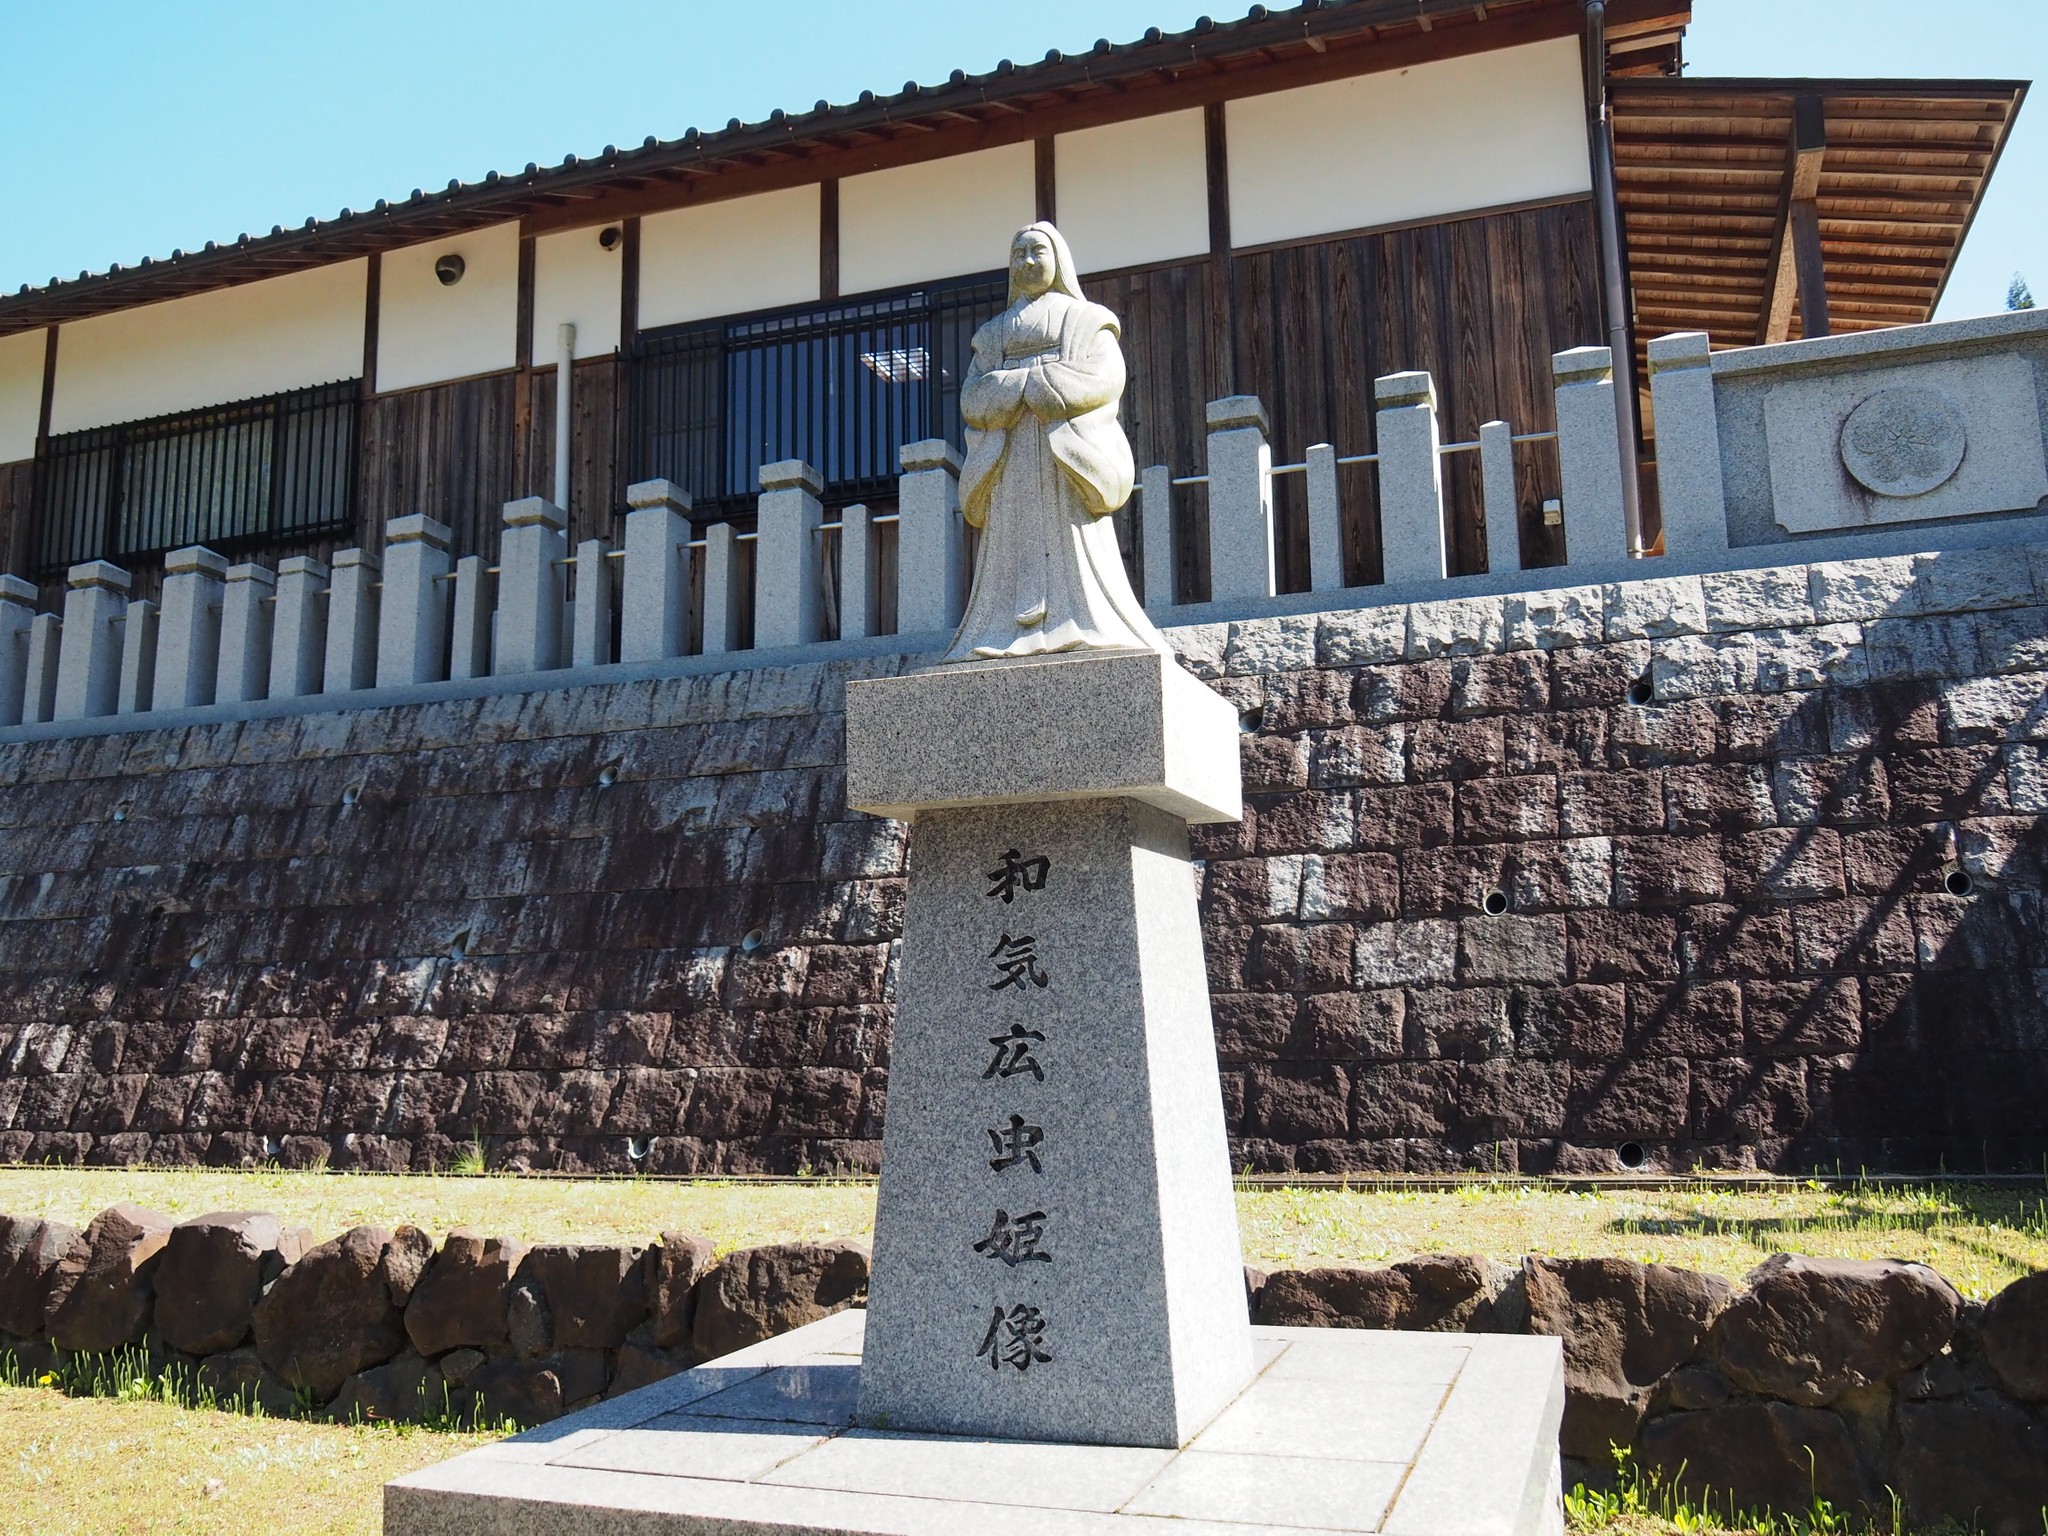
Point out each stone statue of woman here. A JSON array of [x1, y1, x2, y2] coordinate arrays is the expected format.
[[942, 222, 1173, 662]]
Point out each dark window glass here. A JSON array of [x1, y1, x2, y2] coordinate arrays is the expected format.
[[633, 274, 1006, 522], [33, 380, 359, 575]]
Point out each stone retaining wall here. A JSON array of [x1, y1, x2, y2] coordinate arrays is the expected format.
[[2, 1205, 2043, 1530], [1, 542, 2045, 1173]]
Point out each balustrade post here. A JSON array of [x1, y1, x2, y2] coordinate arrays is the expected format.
[[1305, 443, 1343, 592], [571, 538, 612, 669], [1140, 463, 1175, 614], [839, 503, 875, 641], [270, 557, 329, 699], [216, 562, 276, 705], [23, 613, 59, 724], [494, 496, 568, 676], [1374, 372, 1448, 585], [896, 441, 963, 635], [1205, 396, 1274, 603], [377, 514, 452, 687], [449, 556, 493, 680], [153, 544, 228, 709], [55, 561, 129, 720], [702, 523, 744, 655], [1646, 331, 1729, 556], [754, 459, 824, 650], [117, 600, 157, 715], [622, 479, 692, 663], [1553, 346, 1630, 567], [323, 547, 382, 693], [1479, 420, 1522, 573], [0, 575, 34, 727]]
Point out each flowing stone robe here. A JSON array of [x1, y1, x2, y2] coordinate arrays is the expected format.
[[943, 291, 1171, 661]]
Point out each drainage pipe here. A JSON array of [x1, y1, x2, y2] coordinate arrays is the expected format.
[[554, 322, 576, 515], [1583, 0, 1645, 556]]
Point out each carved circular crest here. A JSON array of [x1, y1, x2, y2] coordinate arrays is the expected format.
[[1840, 387, 1967, 498]]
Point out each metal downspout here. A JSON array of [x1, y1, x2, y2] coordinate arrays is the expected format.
[[1584, 0, 1646, 556]]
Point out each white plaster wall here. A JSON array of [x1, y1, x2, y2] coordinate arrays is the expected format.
[[0, 330, 44, 463], [640, 186, 820, 329], [1057, 110, 1210, 274], [49, 261, 367, 435], [377, 222, 520, 393], [533, 225, 623, 359], [841, 144, 1034, 295], [1226, 37, 1592, 250]]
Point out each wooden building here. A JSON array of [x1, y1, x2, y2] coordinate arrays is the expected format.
[[0, 0, 2022, 611]]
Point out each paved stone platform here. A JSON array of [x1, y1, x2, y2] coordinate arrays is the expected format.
[[385, 1311, 1565, 1535]]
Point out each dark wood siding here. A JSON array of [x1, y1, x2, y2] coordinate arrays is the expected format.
[[1084, 199, 1601, 600], [1229, 198, 1602, 588], [1086, 260, 1226, 605], [525, 356, 625, 549], [357, 369, 522, 562], [0, 460, 34, 588]]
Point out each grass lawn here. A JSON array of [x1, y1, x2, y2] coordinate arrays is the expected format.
[[0, 1381, 499, 1535], [0, 1167, 2043, 1297]]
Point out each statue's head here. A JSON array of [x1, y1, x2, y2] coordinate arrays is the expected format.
[[1007, 222, 1084, 305]]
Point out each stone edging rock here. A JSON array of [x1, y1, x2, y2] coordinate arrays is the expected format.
[[1256, 1250, 2048, 1534], [2, 1206, 2044, 1531], [0, 1205, 868, 1427]]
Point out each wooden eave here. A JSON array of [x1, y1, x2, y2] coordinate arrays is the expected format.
[[1613, 76, 2026, 360], [0, 0, 1691, 338]]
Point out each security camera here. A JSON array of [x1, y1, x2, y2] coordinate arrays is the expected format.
[[598, 226, 622, 251], [434, 252, 466, 286]]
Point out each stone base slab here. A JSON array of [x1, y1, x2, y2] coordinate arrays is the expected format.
[[384, 1311, 1566, 1536]]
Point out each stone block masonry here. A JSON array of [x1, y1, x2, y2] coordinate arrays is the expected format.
[[0, 544, 2045, 1174]]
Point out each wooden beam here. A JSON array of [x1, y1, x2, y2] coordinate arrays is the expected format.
[[820, 179, 840, 301], [1205, 100, 1235, 397], [36, 326, 57, 449], [351, 252, 382, 542], [359, 252, 382, 398], [513, 233, 537, 499], [1035, 136, 1056, 224], [1758, 93, 1828, 343], [1789, 94, 1831, 339], [616, 215, 641, 520]]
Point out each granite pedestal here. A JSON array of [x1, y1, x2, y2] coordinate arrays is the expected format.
[[847, 649, 1250, 1448], [383, 1310, 1568, 1536]]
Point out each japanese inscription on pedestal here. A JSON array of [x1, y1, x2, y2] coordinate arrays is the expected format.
[[974, 844, 1055, 1372]]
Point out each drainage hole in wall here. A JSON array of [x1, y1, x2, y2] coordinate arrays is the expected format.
[[340, 780, 364, 808], [186, 951, 205, 970], [1482, 890, 1509, 917], [111, 801, 131, 824], [343, 1133, 358, 1152], [597, 763, 620, 788], [1238, 705, 1264, 734], [1617, 1142, 1648, 1170], [740, 929, 767, 954], [1944, 867, 1975, 898], [260, 1135, 281, 1159], [626, 1137, 650, 1162], [1627, 676, 1655, 707]]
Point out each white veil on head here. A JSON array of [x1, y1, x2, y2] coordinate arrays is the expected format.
[[1007, 221, 1085, 305]]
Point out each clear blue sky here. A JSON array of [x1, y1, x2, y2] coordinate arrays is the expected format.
[[1, 1, 2038, 319]]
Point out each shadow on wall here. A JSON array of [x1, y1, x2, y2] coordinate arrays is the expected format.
[[1592, 555, 2048, 1175]]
